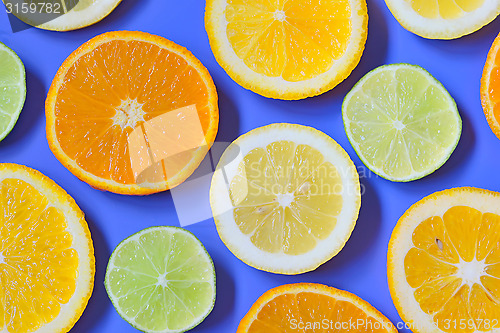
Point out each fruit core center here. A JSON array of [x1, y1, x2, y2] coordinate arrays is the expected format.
[[393, 120, 405, 130], [113, 98, 145, 129], [157, 274, 169, 288], [456, 259, 486, 286], [277, 193, 294, 207], [274, 10, 286, 22], [0, 253, 4, 264]]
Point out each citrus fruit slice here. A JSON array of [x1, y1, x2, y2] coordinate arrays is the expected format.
[[210, 123, 361, 274], [105, 226, 216, 333], [46, 31, 218, 195], [384, 0, 500, 39], [0, 163, 94, 333], [481, 32, 500, 141], [388, 187, 500, 333], [238, 283, 397, 332], [205, 0, 368, 100], [3, 0, 123, 31], [342, 64, 461, 182], [0, 42, 26, 142]]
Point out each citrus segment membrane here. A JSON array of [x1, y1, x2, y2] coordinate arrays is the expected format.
[[210, 124, 360, 274], [389, 188, 500, 333], [0, 163, 94, 333], [105, 227, 215, 333], [343, 64, 461, 182]]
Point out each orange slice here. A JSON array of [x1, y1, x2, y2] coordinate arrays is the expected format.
[[388, 187, 500, 333], [238, 283, 397, 332], [481, 32, 500, 140], [46, 31, 219, 195], [0, 163, 94, 333]]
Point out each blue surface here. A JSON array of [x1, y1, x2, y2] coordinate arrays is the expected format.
[[1, 0, 500, 332]]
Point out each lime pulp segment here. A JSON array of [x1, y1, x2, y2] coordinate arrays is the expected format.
[[105, 227, 216, 333], [342, 64, 461, 182], [0, 42, 26, 142]]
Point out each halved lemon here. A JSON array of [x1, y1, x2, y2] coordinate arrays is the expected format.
[[205, 0, 368, 100], [0, 163, 94, 333], [385, 0, 500, 39], [238, 283, 397, 333], [388, 187, 500, 333], [3, 0, 123, 31], [210, 123, 361, 274]]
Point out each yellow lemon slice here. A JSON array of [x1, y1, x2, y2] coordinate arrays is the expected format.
[[388, 187, 500, 333], [0, 163, 94, 333], [385, 0, 500, 39], [205, 0, 368, 100], [210, 124, 361, 274]]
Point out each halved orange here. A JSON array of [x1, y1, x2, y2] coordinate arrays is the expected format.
[[481, 32, 500, 141], [0, 163, 94, 333], [46, 31, 219, 195], [389, 187, 500, 333], [238, 283, 397, 332]]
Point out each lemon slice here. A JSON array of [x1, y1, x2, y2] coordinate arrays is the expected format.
[[3, 0, 122, 31], [205, 0, 368, 100], [389, 187, 500, 333], [385, 0, 500, 39], [210, 123, 361, 274]]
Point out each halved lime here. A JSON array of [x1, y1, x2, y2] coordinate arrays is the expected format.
[[105, 226, 216, 333], [342, 64, 461, 182], [0, 42, 26, 142]]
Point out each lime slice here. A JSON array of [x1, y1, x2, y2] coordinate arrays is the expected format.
[[342, 64, 461, 182], [0, 42, 26, 142], [105, 226, 216, 333]]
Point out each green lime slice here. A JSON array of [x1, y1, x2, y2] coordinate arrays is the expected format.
[[342, 64, 461, 182], [0, 42, 26, 142], [105, 226, 216, 333]]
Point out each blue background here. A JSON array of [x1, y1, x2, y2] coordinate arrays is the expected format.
[[1, 0, 500, 332]]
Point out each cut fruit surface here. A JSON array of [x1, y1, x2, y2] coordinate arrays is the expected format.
[[385, 0, 500, 39], [46, 31, 218, 195], [388, 187, 500, 333], [481, 32, 500, 141], [0, 163, 94, 333], [210, 123, 360, 274], [105, 226, 216, 333], [3, 0, 123, 31], [0, 42, 26, 142], [238, 283, 397, 333], [205, 0, 368, 99], [343, 64, 461, 182]]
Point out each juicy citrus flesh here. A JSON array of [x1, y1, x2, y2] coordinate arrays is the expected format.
[[105, 227, 215, 333], [389, 188, 500, 333], [205, 0, 368, 99], [0, 164, 94, 333], [407, 0, 485, 19], [230, 141, 343, 255], [481, 32, 500, 140], [210, 123, 361, 274], [46, 31, 218, 195], [225, 0, 351, 82], [343, 64, 461, 182], [0, 42, 26, 142], [237, 283, 397, 333]]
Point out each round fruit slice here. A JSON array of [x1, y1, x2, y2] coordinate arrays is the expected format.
[[210, 123, 361, 274], [205, 0, 368, 100], [481, 32, 500, 141], [46, 31, 218, 195], [3, 0, 122, 31], [105, 226, 216, 333], [0, 163, 94, 333], [0, 42, 26, 142], [388, 187, 500, 333], [238, 283, 397, 333], [343, 64, 461, 182], [385, 0, 500, 39]]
